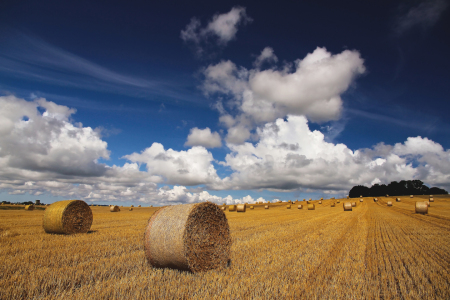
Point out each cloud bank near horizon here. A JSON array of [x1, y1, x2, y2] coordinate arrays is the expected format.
[[1, 95, 449, 204]]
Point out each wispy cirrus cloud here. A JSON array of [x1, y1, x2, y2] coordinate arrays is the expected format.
[[0, 32, 199, 103], [393, 0, 449, 36]]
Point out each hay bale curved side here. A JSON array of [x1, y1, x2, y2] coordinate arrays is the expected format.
[[351, 202, 356, 207], [228, 205, 236, 212], [343, 202, 352, 211], [415, 202, 428, 214], [264, 205, 269, 209], [298, 205, 303, 209], [236, 204, 246, 212], [318, 201, 322, 204], [307, 204, 315, 210], [25, 204, 35, 211], [144, 202, 231, 273], [110, 205, 120, 212], [43, 200, 93, 234]]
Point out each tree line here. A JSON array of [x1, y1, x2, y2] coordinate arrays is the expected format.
[[349, 180, 448, 198]]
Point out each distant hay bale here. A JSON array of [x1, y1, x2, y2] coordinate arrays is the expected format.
[[144, 202, 231, 273], [387, 201, 392, 206], [426, 201, 430, 207], [110, 205, 120, 212], [347, 196, 350, 199], [360, 195, 362, 198], [138, 205, 141, 207], [396, 198, 401, 202], [307, 204, 315, 210], [43, 200, 93, 234], [386, 194, 389, 197], [229, 205, 236, 212], [25, 204, 35, 211], [309, 198, 312, 201], [360, 199, 363, 202], [373, 198, 378, 202], [131, 205, 134, 207], [221, 206, 226, 211], [250, 206, 254, 209], [415, 202, 428, 214], [337, 200, 340, 203], [286, 205, 291, 209], [129, 208, 133, 211], [343, 202, 352, 211], [265, 205, 269, 209], [236, 204, 246, 212], [351, 202, 356, 207], [320, 198, 323, 200], [331, 203, 335, 207], [331, 197, 335, 200], [318, 201, 322, 204], [298, 205, 303, 209], [410, 195, 414, 198], [429, 197, 434, 202], [430, 195, 433, 197]]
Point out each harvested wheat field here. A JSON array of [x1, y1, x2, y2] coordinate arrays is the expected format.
[[1, 196, 450, 299]]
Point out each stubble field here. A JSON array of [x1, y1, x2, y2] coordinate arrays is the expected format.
[[1, 195, 450, 299]]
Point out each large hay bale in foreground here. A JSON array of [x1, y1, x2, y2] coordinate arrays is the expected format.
[[144, 202, 231, 273], [387, 201, 392, 206], [236, 204, 246, 212], [426, 201, 430, 207], [25, 204, 35, 211], [415, 202, 428, 214], [43, 200, 93, 234], [298, 205, 303, 209], [264, 205, 269, 209], [286, 205, 291, 209], [110, 205, 120, 212], [307, 204, 315, 210], [228, 205, 236, 211], [351, 202, 356, 207], [343, 202, 352, 211]]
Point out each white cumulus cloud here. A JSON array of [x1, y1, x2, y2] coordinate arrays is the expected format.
[[185, 127, 222, 148]]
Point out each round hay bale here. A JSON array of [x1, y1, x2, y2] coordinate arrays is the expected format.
[[360, 199, 363, 202], [138, 205, 141, 207], [415, 202, 428, 214], [410, 195, 414, 198], [429, 197, 434, 202], [144, 202, 231, 273], [307, 204, 315, 210], [264, 205, 269, 209], [228, 205, 236, 212], [373, 198, 378, 202], [426, 201, 430, 207], [351, 202, 356, 207], [347, 196, 350, 199], [131, 205, 134, 207], [286, 205, 291, 209], [129, 208, 133, 211], [386, 194, 389, 197], [331, 197, 335, 200], [343, 202, 352, 211], [25, 204, 35, 211], [387, 201, 392, 206], [221, 206, 226, 211], [337, 200, 340, 203], [318, 201, 322, 204], [236, 204, 246, 212], [320, 198, 323, 200], [110, 205, 120, 212], [430, 195, 433, 197], [298, 205, 303, 209], [331, 203, 335, 207], [396, 198, 401, 202], [43, 200, 93, 234], [250, 206, 254, 209]]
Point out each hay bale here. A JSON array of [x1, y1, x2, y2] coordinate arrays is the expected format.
[[298, 205, 303, 209], [430, 195, 433, 197], [307, 204, 315, 210], [386, 194, 389, 197], [130, 205, 134, 207], [43, 200, 93, 234], [228, 205, 236, 212], [221, 206, 226, 211], [351, 202, 356, 207], [337, 200, 340, 203], [236, 204, 246, 212], [387, 201, 392, 206], [318, 201, 322, 204], [138, 205, 141, 207], [331, 197, 335, 200], [426, 201, 430, 207], [410, 195, 414, 198], [343, 202, 352, 211], [25, 204, 35, 211], [373, 198, 378, 202], [396, 198, 401, 202], [110, 205, 120, 212], [129, 208, 133, 211], [144, 202, 231, 273], [415, 202, 428, 214], [250, 206, 254, 209], [320, 198, 323, 200], [331, 203, 335, 207], [360, 199, 363, 202], [360, 195, 362, 198], [429, 197, 434, 202], [286, 205, 291, 209], [347, 196, 350, 199], [264, 205, 269, 209]]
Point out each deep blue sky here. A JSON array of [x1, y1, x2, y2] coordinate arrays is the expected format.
[[0, 0, 449, 205]]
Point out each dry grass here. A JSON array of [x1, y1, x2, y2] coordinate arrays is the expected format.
[[1, 196, 450, 299]]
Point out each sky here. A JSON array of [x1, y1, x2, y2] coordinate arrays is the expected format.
[[0, 0, 449, 205]]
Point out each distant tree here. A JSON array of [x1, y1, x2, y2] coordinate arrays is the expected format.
[[428, 187, 448, 195], [349, 185, 370, 198]]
